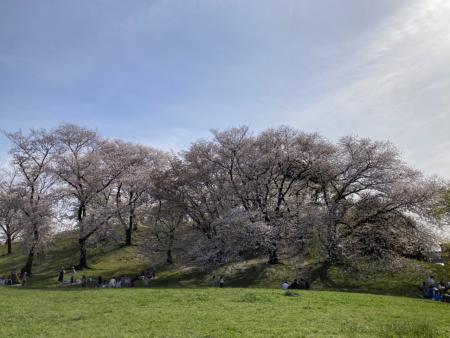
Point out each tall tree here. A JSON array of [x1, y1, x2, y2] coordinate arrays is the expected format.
[[0, 168, 22, 254], [142, 199, 186, 264], [433, 185, 450, 242], [113, 143, 169, 246], [51, 124, 130, 269], [195, 126, 333, 263], [5, 129, 55, 275], [314, 136, 436, 262]]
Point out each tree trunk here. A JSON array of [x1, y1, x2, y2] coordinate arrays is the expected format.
[[6, 235, 12, 255], [326, 241, 339, 263], [166, 249, 173, 264], [268, 248, 279, 264], [21, 247, 35, 276], [78, 238, 88, 269], [125, 227, 132, 246], [125, 210, 134, 246], [77, 205, 89, 269], [326, 220, 339, 263], [21, 224, 39, 275]]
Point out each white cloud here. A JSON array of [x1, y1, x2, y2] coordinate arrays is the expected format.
[[299, 0, 450, 178]]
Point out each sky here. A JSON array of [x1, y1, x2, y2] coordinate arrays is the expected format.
[[0, 0, 449, 179]]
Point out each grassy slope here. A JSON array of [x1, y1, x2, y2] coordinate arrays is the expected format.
[[1, 231, 449, 297], [0, 287, 449, 338]]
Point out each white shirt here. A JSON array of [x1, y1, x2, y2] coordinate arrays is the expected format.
[[282, 282, 289, 289]]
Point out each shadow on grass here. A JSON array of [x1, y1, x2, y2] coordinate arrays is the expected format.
[[306, 262, 338, 288], [225, 263, 273, 287]]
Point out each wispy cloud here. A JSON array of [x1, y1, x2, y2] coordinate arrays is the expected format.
[[298, 0, 450, 178]]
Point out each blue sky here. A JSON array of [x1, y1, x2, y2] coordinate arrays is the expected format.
[[1, 0, 449, 178]]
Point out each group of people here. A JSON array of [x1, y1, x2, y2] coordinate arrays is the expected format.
[[210, 275, 225, 287], [105, 276, 134, 288], [281, 278, 310, 290], [419, 275, 450, 302], [140, 269, 157, 287], [0, 271, 27, 286], [57, 267, 158, 288], [58, 266, 79, 285]]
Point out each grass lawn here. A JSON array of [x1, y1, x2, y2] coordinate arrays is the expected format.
[[0, 287, 449, 338], [2, 235, 449, 298]]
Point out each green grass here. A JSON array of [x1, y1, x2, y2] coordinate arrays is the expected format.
[[1, 233, 449, 337], [1, 231, 450, 298], [0, 287, 448, 337]]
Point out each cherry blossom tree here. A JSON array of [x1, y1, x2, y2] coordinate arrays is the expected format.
[[312, 136, 439, 262], [188, 126, 334, 264], [51, 124, 134, 269], [0, 168, 22, 255], [4, 129, 56, 275], [112, 142, 170, 246]]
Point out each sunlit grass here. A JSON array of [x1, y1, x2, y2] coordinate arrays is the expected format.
[[0, 287, 448, 337]]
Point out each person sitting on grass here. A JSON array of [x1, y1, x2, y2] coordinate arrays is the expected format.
[[288, 279, 300, 289], [419, 282, 429, 298], [11, 272, 21, 285], [281, 280, 289, 289], [144, 275, 150, 287], [143, 270, 153, 279], [433, 289, 443, 301], [5, 275, 12, 285], [443, 290, 450, 303], [298, 278, 310, 290], [3, 275, 11, 285], [120, 276, 130, 287], [419, 282, 434, 299]]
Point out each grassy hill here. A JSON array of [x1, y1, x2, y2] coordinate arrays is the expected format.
[[1, 230, 449, 298], [1, 232, 450, 337]]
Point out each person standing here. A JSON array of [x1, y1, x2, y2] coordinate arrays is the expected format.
[[58, 267, 65, 284], [219, 276, 225, 288], [21, 271, 27, 286], [70, 267, 76, 284]]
